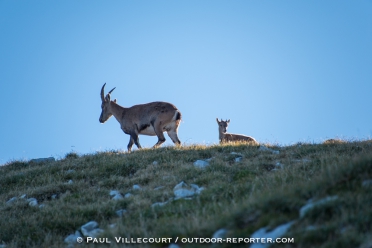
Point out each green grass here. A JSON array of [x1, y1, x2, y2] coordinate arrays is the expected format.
[[1, 141, 372, 247]]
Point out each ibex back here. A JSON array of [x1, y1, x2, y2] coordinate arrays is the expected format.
[[216, 118, 258, 145], [99, 83, 182, 152]]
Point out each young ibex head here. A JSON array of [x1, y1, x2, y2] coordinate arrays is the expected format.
[[99, 83, 116, 123], [216, 118, 230, 134]]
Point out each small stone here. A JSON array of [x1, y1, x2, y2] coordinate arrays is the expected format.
[[109, 190, 121, 196], [28, 200, 38, 207], [6, 197, 17, 205], [39, 204, 45, 208], [81, 221, 99, 236], [152, 161, 158, 165], [174, 189, 195, 199], [133, 184, 141, 190], [124, 193, 132, 198], [235, 157, 243, 162], [85, 228, 104, 238], [231, 152, 243, 156], [51, 194, 57, 199], [66, 169, 75, 174], [174, 181, 188, 190], [67, 180, 73, 184], [299, 196, 338, 218], [250, 221, 295, 248], [212, 228, 227, 239], [20, 194, 27, 199], [64, 234, 78, 244], [116, 209, 127, 217], [193, 160, 210, 168], [112, 194, 124, 200], [152, 202, 168, 207]]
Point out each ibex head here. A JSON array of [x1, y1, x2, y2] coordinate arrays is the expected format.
[[216, 118, 230, 133], [99, 83, 116, 123]]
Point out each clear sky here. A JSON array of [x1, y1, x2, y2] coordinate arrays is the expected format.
[[1, 1, 371, 164]]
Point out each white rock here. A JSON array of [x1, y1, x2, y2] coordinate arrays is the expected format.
[[173, 182, 204, 199], [20, 194, 27, 199], [231, 152, 242, 155], [67, 180, 73, 184], [212, 228, 227, 239], [152, 161, 159, 165], [116, 209, 127, 217], [51, 194, 57, 199], [190, 184, 205, 194], [109, 190, 121, 196], [28, 200, 38, 207], [66, 169, 75, 174], [152, 202, 168, 207], [112, 194, 124, 200], [133, 184, 141, 190], [39, 204, 45, 208], [193, 160, 210, 168], [85, 228, 104, 238], [64, 233, 78, 244], [29, 157, 55, 163], [299, 196, 338, 218], [109, 224, 117, 229], [250, 221, 295, 248], [81, 221, 99, 237], [174, 189, 195, 199], [124, 193, 132, 198], [174, 181, 188, 190], [6, 197, 17, 205], [235, 157, 243, 162]]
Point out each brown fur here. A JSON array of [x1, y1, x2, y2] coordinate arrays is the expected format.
[[216, 118, 258, 145], [99, 83, 182, 152]]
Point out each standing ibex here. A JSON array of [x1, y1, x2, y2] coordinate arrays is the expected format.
[[216, 118, 258, 145], [99, 83, 182, 152]]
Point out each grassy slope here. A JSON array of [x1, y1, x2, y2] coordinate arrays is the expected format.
[[1, 141, 372, 248]]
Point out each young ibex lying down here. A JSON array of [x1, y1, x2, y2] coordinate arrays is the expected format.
[[216, 118, 258, 145], [99, 83, 182, 152]]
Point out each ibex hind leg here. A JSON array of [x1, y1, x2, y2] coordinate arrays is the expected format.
[[152, 121, 166, 148], [167, 130, 181, 146]]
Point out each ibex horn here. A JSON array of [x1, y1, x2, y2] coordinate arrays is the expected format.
[[108, 87, 116, 94], [101, 83, 106, 102]]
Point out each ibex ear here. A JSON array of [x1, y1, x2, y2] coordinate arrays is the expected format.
[[105, 94, 111, 102], [216, 118, 220, 123], [113, 99, 117, 103], [227, 119, 230, 123]]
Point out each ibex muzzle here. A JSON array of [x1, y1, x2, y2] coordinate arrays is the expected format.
[[99, 83, 182, 152]]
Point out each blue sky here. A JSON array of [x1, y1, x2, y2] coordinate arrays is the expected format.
[[1, 1, 371, 164]]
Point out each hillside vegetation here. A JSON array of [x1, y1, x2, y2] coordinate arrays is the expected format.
[[1, 141, 372, 248]]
